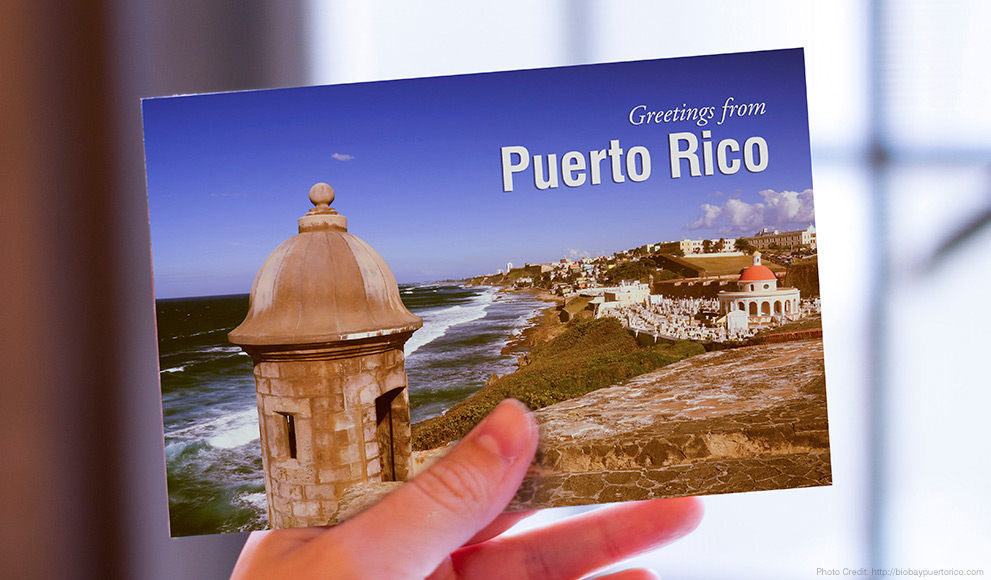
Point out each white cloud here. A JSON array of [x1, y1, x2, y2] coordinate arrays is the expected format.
[[566, 248, 591, 260], [688, 189, 815, 235], [332, 153, 354, 161]]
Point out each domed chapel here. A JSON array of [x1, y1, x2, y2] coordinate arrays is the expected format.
[[717, 251, 800, 327]]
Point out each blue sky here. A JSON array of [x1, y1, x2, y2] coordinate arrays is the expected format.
[[144, 49, 814, 298]]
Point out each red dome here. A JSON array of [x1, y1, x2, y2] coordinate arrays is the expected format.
[[739, 265, 777, 281]]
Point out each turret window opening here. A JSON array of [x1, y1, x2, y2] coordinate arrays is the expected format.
[[375, 387, 410, 482], [277, 412, 297, 459]]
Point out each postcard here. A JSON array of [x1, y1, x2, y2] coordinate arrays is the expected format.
[[144, 48, 829, 537]]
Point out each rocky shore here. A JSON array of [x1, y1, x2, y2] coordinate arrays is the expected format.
[[500, 287, 565, 354]]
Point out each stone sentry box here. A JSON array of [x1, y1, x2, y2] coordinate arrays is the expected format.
[[229, 183, 422, 529]]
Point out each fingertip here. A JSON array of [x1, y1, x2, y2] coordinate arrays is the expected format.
[[638, 496, 704, 541], [586, 495, 704, 556], [670, 495, 704, 536], [473, 399, 539, 462]]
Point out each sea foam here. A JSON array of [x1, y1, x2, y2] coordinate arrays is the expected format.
[[405, 289, 496, 357], [208, 420, 261, 449], [236, 492, 267, 512], [200, 346, 244, 354], [167, 407, 259, 450]]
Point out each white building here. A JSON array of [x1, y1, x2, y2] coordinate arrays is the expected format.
[[725, 309, 750, 333], [588, 281, 651, 317], [654, 237, 738, 255], [604, 280, 651, 305], [717, 252, 800, 324]]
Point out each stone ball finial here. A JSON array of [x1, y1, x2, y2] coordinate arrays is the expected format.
[[309, 182, 335, 208], [299, 183, 345, 232]]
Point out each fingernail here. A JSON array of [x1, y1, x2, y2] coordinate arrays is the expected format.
[[474, 399, 536, 461]]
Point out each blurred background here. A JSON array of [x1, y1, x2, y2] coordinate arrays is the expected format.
[[1, 1, 988, 578]]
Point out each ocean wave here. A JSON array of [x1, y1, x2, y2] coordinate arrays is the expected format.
[[164, 438, 207, 460], [200, 346, 244, 354], [162, 327, 231, 342], [167, 407, 259, 450], [208, 419, 261, 449], [235, 491, 267, 512], [186, 328, 231, 339], [232, 492, 270, 532], [405, 290, 497, 357], [513, 308, 542, 328], [195, 345, 251, 364], [160, 345, 249, 373]]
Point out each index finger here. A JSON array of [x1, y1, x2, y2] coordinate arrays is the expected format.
[[315, 399, 539, 579]]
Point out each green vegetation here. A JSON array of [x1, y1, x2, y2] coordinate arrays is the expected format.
[[466, 265, 547, 288], [735, 238, 754, 253], [605, 260, 657, 283], [411, 317, 705, 450]]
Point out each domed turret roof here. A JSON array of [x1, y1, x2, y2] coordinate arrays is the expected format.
[[229, 183, 422, 347]]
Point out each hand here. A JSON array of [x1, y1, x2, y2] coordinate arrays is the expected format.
[[230, 399, 702, 580]]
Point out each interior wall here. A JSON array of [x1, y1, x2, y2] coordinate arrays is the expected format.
[[0, 1, 307, 578]]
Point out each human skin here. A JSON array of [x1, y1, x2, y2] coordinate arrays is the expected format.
[[230, 399, 703, 580]]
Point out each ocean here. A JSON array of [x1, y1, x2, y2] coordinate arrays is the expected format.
[[156, 284, 545, 536]]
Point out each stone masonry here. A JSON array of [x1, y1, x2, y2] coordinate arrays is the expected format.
[[332, 338, 830, 521], [252, 340, 413, 528], [510, 338, 831, 508], [230, 183, 422, 529]]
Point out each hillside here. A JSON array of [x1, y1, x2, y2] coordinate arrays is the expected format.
[[411, 317, 704, 450]]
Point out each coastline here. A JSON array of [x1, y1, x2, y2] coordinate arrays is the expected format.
[[411, 313, 706, 450], [498, 287, 565, 362]]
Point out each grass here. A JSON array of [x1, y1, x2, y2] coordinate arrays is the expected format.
[[411, 317, 705, 450], [678, 254, 786, 276]]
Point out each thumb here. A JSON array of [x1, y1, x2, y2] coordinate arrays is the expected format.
[[318, 399, 538, 578]]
